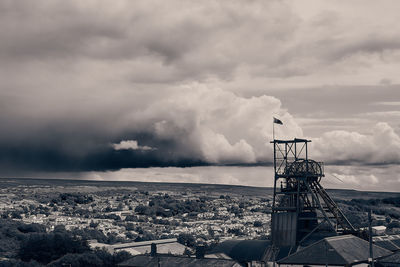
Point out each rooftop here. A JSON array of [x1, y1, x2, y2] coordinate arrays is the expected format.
[[209, 239, 271, 263], [118, 254, 242, 267], [278, 235, 392, 266]]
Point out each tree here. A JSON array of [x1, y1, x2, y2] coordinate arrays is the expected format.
[[177, 233, 196, 247], [47, 252, 103, 267], [17, 223, 46, 234], [19, 232, 89, 264], [125, 223, 135, 231], [0, 259, 42, 267], [89, 221, 99, 228], [116, 203, 124, 211], [134, 205, 148, 215], [253, 221, 263, 227], [125, 215, 137, 222]]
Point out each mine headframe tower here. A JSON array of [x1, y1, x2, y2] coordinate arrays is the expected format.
[[271, 138, 355, 248]]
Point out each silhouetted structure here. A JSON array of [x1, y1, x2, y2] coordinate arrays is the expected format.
[[271, 139, 355, 253]]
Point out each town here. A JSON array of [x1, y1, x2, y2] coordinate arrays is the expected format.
[[2, 178, 400, 266], [0, 179, 272, 250]]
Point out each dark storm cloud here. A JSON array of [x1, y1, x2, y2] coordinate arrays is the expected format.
[[0, 129, 206, 172], [0, 84, 302, 172], [1, 0, 400, 177]]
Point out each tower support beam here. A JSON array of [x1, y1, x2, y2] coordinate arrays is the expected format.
[[271, 138, 355, 250]]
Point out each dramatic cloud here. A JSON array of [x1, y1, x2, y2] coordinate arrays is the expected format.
[[0, 0, 301, 82], [3, 0, 400, 87], [1, 0, 400, 190], [312, 122, 400, 165], [322, 164, 400, 191], [143, 84, 302, 164], [0, 83, 302, 172]]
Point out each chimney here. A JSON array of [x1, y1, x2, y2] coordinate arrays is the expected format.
[[195, 245, 205, 259], [150, 243, 157, 257]]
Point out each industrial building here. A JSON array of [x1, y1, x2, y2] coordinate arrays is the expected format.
[[119, 138, 400, 266], [118, 243, 243, 267], [210, 138, 400, 266], [90, 238, 187, 256]]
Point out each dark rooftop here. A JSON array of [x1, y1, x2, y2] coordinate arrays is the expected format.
[[208, 239, 271, 263], [374, 235, 400, 252], [118, 254, 243, 267], [278, 235, 392, 266], [377, 250, 400, 265]]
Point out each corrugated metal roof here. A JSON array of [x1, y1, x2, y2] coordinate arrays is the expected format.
[[391, 239, 400, 247], [375, 240, 400, 252], [374, 235, 400, 251], [278, 235, 392, 266], [377, 250, 400, 264], [118, 255, 243, 267]]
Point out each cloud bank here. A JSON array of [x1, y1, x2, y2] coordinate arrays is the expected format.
[[0, 0, 400, 184], [0, 82, 302, 172], [313, 122, 400, 165]]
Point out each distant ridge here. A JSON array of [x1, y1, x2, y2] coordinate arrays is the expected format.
[[1, 177, 400, 198]]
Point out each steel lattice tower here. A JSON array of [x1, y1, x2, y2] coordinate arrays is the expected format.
[[271, 138, 355, 248]]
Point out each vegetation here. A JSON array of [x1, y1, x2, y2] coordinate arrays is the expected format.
[[177, 233, 196, 247], [0, 219, 131, 266], [134, 195, 208, 217], [18, 231, 89, 264], [337, 196, 400, 228], [51, 193, 94, 205], [46, 250, 131, 267]]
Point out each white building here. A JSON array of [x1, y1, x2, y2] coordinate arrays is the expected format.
[[372, 225, 387, 236]]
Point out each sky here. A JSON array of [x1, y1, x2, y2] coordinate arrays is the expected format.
[[0, 0, 399, 191]]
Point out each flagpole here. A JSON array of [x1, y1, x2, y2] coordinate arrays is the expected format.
[[272, 118, 275, 141]]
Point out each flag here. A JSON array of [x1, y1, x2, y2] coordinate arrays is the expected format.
[[273, 117, 283, 125]]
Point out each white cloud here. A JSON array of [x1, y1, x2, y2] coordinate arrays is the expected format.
[[360, 111, 400, 118], [81, 166, 274, 188], [312, 122, 400, 164], [138, 83, 303, 164], [373, 101, 400, 106], [112, 140, 154, 151], [322, 164, 400, 191]]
